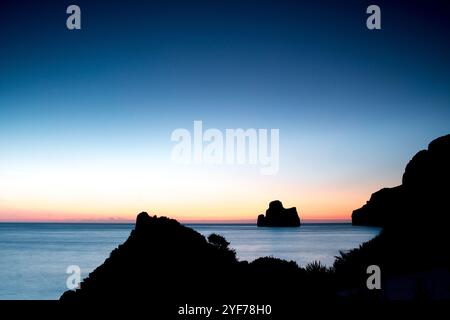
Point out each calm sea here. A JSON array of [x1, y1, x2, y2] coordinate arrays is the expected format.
[[0, 223, 380, 300]]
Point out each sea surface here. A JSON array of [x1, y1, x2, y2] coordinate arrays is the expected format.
[[0, 223, 380, 300]]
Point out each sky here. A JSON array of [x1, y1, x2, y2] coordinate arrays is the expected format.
[[0, 0, 449, 222]]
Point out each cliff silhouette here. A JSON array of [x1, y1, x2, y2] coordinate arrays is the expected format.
[[352, 134, 450, 229], [257, 200, 301, 227], [341, 134, 450, 299]]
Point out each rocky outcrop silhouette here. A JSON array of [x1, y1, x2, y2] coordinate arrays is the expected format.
[[61, 212, 331, 308], [257, 200, 301, 227], [352, 134, 450, 228]]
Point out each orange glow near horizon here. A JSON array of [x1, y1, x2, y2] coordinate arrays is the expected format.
[[0, 186, 373, 223], [0, 158, 397, 223]]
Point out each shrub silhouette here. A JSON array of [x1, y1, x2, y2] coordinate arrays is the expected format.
[[207, 233, 236, 263], [208, 233, 230, 250], [305, 261, 329, 274]]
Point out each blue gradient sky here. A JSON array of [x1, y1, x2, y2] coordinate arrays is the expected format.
[[0, 0, 449, 221]]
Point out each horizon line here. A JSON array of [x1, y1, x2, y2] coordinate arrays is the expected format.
[[0, 218, 352, 224]]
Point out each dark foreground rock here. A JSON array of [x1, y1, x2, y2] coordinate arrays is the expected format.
[[257, 200, 301, 227], [61, 212, 332, 307]]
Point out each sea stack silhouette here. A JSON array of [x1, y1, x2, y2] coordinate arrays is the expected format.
[[257, 200, 301, 227], [352, 134, 450, 228]]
